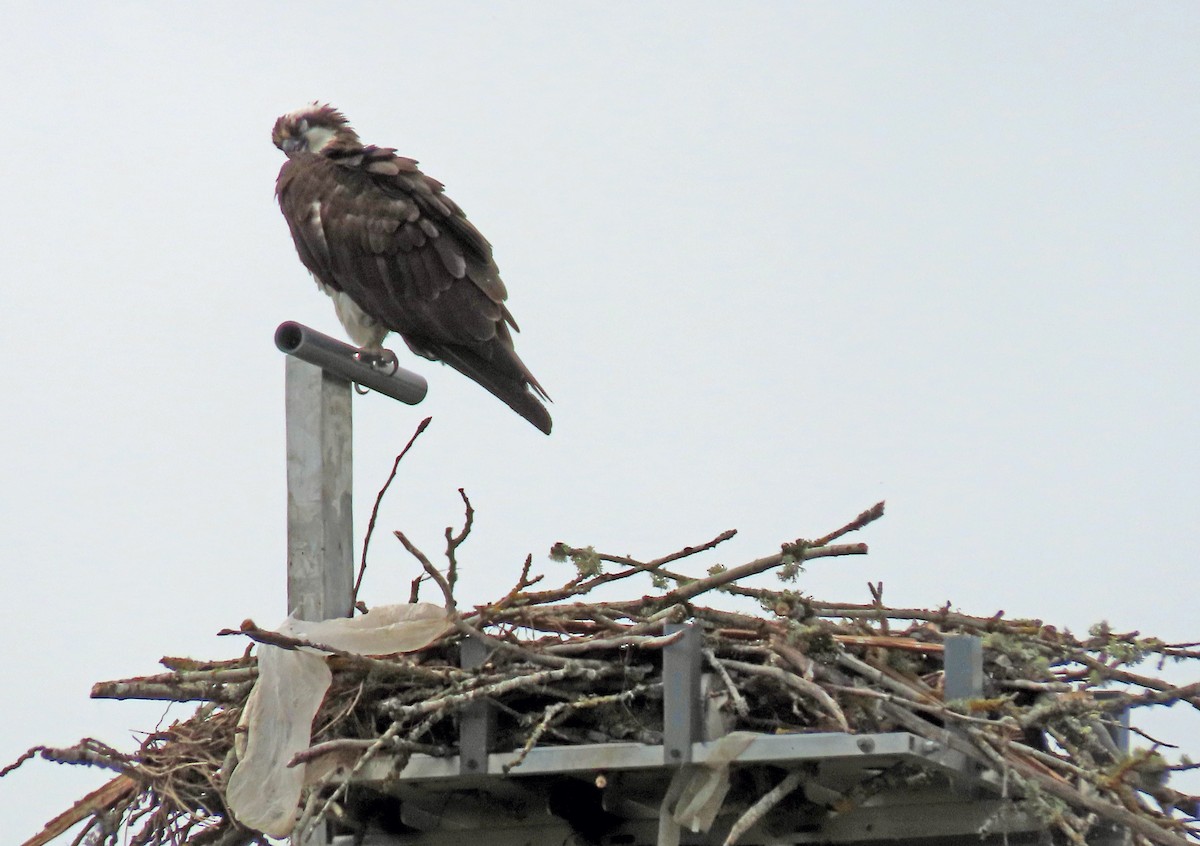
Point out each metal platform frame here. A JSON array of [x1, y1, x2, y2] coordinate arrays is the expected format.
[[329, 731, 1043, 846], [318, 630, 1056, 846]]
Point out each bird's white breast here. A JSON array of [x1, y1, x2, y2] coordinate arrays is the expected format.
[[316, 281, 389, 349]]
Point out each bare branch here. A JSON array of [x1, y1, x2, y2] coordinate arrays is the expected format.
[[724, 769, 806, 846], [655, 542, 868, 606], [529, 528, 739, 606], [810, 501, 885, 547], [397, 530, 455, 613], [444, 487, 473, 594], [721, 658, 850, 733], [354, 417, 431, 606]]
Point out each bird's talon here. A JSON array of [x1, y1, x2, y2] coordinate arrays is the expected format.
[[354, 348, 399, 375]]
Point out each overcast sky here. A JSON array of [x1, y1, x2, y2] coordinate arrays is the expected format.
[[2, 3, 1198, 839]]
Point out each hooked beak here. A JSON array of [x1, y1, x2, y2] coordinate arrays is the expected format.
[[280, 137, 304, 154]]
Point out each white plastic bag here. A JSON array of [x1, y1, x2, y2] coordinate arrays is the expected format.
[[658, 732, 757, 846], [226, 603, 450, 837]]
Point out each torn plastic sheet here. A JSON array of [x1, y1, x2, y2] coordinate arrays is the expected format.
[[657, 731, 757, 846], [226, 603, 450, 837]]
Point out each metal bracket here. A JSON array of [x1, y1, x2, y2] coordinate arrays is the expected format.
[[662, 622, 702, 764], [1094, 690, 1131, 754], [276, 321, 427, 406], [943, 634, 983, 701], [459, 634, 496, 775]]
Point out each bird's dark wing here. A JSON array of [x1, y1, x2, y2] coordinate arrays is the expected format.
[[276, 145, 551, 434]]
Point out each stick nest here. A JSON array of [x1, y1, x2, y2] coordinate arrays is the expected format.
[[9, 493, 1200, 846]]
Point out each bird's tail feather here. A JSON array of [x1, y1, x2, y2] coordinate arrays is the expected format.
[[433, 345, 553, 435]]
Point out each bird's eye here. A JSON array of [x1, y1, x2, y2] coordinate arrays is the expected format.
[[298, 119, 310, 134]]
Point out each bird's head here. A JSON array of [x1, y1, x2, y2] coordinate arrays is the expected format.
[[272, 103, 360, 156]]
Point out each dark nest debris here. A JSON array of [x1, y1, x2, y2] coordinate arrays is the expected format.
[[8, 500, 1200, 846]]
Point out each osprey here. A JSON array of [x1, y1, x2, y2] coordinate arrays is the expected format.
[[272, 104, 551, 434]]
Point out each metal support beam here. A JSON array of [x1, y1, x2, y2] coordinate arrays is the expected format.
[[662, 622, 702, 764], [353, 730, 935, 782], [944, 635, 984, 701], [285, 356, 354, 621], [459, 634, 496, 775], [1094, 690, 1132, 754]]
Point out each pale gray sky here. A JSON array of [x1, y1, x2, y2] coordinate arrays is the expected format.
[[2, 3, 1198, 838]]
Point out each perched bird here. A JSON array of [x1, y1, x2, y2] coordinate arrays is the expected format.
[[272, 103, 552, 434]]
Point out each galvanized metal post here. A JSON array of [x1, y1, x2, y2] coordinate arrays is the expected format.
[[285, 356, 354, 622], [1093, 690, 1132, 755], [662, 622, 702, 764], [280, 324, 427, 846], [459, 634, 496, 775], [943, 635, 984, 701]]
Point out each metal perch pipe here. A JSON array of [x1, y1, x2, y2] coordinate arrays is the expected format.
[[274, 321, 428, 405]]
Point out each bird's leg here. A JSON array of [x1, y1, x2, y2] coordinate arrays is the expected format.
[[354, 346, 400, 375]]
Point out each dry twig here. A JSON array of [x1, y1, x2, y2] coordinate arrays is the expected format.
[[354, 416, 431, 606]]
